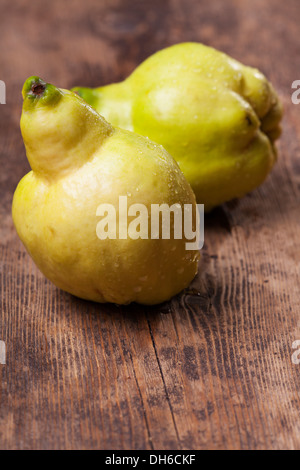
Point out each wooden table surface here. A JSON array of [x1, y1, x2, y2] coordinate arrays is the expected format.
[[1, 0, 300, 450]]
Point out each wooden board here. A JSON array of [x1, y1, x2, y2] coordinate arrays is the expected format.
[[0, 0, 300, 450]]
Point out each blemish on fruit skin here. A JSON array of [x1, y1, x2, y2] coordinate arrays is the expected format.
[[48, 227, 56, 236], [246, 115, 253, 126]]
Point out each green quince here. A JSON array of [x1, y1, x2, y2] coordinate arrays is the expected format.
[[73, 42, 283, 211], [12, 77, 199, 305]]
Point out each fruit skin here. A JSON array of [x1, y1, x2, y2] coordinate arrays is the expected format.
[[12, 77, 199, 305], [73, 42, 283, 212]]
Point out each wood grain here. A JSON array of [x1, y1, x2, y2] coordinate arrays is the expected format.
[[0, 0, 300, 450]]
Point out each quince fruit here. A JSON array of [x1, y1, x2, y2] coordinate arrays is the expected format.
[[12, 77, 199, 305], [73, 42, 283, 211]]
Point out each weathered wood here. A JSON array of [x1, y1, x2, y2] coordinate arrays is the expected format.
[[0, 0, 300, 450]]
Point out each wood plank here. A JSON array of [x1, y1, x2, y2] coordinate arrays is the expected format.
[[0, 0, 300, 450]]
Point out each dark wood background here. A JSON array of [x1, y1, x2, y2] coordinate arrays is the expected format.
[[1, 0, 300, 450]]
